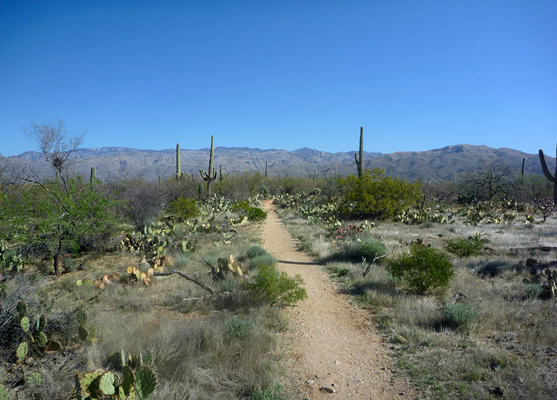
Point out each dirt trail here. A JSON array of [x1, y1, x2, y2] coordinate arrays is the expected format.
[[261, 201, 414, 400]]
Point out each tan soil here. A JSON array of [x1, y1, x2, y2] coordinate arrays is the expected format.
[[261, 201, 415, 400]]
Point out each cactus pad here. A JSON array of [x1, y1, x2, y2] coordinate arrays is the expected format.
[[16, 342, 28, 362], [16, 301, 27, 317], [135, 366, 157, 399], [99, 371, 116, 395], [20, 316, 30, 333], [0, 384, 10, 400]]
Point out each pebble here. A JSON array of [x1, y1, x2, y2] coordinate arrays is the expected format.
[[320, 386, 335, 394], [306, 380, 315, 385]]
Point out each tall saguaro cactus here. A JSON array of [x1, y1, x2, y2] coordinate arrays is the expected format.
[[199, 135, 217, 196], [354, 126, 364, 178], [90, 166, 96, 185], [539, 144, 557, 204], [176, 143, 182, 180]]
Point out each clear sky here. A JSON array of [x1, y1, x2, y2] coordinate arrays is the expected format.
[[1, 0, 556, 156]]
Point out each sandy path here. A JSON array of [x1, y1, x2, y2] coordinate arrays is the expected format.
[[261, 201, 414, 400]]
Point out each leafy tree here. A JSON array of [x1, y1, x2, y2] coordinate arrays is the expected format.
[[2, 180, 119, 275], [0, 121, 118, 275], [339, 168, 421, 219]]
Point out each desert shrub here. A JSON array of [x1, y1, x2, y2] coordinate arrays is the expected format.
[[244, 265, 307, 306], [386, 244, 454, 293], [443, 302, 477, 329], [112, 179, 165, 228], [248, 384, 284, 400], [523, 283, 543, 300], [339, 168, 421, 220], [232, 200, 267, 222], [249, 254, 277, 270], [224, 315, 254, 340], [247, 246, 270, 259], [336, 234, 386, 263], [445, 234, 487, 257], [166, 197, 198, 220]]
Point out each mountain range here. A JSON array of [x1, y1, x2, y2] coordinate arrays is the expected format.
[[5, 144, 551, 182]]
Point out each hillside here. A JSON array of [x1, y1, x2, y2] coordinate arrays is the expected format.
[[6, 144, 550, 182]]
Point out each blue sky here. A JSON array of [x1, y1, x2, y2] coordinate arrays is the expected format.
[[1, 0, 556, 156]]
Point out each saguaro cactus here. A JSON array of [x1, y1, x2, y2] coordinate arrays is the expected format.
[[176, 143, 182, 180], [354, 126, 364, 178], [539, 144, 557, 204], [90, 167, 96, 185], [199, 135, 217, 195], [265, 160, 268, 178], [521, 157, 525, 183]]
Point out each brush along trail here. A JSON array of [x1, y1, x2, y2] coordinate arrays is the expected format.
[[261, 200, 414, 400]]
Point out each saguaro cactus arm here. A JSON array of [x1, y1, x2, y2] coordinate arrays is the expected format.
[[538, 144, 557, 204], [539, 149, 556, 183], [354, 126, 364, 177]]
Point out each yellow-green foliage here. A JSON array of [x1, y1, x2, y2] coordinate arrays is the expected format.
[[166, 197, 198, 220], [339, 168, 421, 220], [387, 244, 454, 294]]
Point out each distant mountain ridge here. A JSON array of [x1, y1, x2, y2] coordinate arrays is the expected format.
[[8, 144, 550, 182]]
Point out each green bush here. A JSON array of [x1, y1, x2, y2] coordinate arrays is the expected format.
[[232, 200, 267, 222], [386, 244, 455, 293], [337, 234, 386, 263], [248, 384, 284, 400], [224, 315, 254, 340], [246, 246, 270, 259], [524, 283, 543, 300], [443, 302, 477, 329], [249, 254, 277, 270], [167, 197, 198, 220], [445, 234, 487, 257], [244, 265, 307, 306], [339, 168, 422, 220], [246, 206, 267, 222]]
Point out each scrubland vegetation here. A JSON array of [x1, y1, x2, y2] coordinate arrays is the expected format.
[[275, 166, 556, 400], [1, 123, 555, 399]]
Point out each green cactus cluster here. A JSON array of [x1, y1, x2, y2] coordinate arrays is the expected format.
[[210, 254, 243, 280], [0, 240, 24, 273], [393, 209, 454, 225], [73, 364, 157, 400], [120, 220, 176, 266], [76, 310, 97, 344], [14, 300, 61, 363]]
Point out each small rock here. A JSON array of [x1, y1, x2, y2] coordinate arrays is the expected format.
[[306, 380, 315, 385], [320, 386, 335, 394], [398, 392, 405, 396], [392, 334, 407, 344], [334, 360, 340, 365], [491, 364, 501, 372]]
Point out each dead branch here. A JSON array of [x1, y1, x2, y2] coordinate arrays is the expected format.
[[153, 270, 215, 295], [361, 253, 387, 277]]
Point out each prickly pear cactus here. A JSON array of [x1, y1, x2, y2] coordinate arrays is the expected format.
[[0, 384, 11, 400], [135, 366, 157, 400], [20, 316, 30, 333], [99, 371, 116, 396], [16, 342, 28, 363]]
